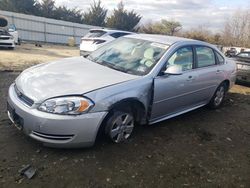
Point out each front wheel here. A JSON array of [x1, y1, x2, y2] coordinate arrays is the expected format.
[[105, 110, 135, 143], [208, 83, 227, 109]]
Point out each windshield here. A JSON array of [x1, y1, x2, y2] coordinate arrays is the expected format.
[[87, 37, 168, 76]]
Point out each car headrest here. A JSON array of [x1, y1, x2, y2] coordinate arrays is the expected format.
[[144, 48, 154, 60]]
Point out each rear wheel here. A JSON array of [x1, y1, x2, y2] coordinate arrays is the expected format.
[[208, 83, 227, 109], [105, 109, 135, 143]]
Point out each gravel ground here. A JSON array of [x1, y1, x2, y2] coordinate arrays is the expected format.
[[0, 71, 249, 187]]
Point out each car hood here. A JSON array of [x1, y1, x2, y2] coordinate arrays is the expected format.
[[15, 57, 139, 102]]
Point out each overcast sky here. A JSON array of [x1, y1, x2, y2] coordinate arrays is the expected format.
[[54, 0, 249, 31]]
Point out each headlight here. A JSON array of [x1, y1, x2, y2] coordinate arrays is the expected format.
[[38, 96, 94, 115]]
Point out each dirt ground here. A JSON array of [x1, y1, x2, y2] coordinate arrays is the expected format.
[[0, 45, 250, 187], [0, 43, 79, 71], [0, 71, 249, 187]]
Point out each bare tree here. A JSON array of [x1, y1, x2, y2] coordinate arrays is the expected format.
[[140, 19, 182, 36], [222, 9, 250, 47]]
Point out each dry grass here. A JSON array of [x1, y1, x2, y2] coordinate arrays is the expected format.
[[230, 84, 250, 95], [0, 43, 79, 71]]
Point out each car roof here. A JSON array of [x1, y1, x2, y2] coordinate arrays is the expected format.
[[125, 33, 202, 46], [89, 28, 133, 34]]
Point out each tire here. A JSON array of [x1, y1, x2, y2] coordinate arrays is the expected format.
[[208, 83, 227, 109], [17, 38, 21, 45], [105, 108, 135, 143]]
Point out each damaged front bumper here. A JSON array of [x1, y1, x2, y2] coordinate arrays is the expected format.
[[7, 84, 108, 148]]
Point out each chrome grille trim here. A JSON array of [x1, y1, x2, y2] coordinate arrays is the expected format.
[[32, 131, 74, 141]]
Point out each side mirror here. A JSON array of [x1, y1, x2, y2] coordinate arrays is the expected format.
[[164, 65, 183, 75]]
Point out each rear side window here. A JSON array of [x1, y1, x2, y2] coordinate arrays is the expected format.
[[215, 51, 225, 64], [84, 30, 106, 38], [110, 32, 130, 38], [196, 46, 216, 68]]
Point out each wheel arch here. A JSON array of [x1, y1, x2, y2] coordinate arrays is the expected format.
[[107, 98, 147, 124], [221, 79, 230, 91], [95, 98, 147, 142]]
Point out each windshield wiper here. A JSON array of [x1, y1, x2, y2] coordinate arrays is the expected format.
[[89, 58, 136, 74], [111, 66, 129, 74]]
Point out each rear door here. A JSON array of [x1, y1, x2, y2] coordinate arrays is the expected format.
[[190, 46, 225, 104]]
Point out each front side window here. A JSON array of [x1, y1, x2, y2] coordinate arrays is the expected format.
[[196, 46, 216, 68], [87, 38, 168, 76], [167, 46, 193, 71]]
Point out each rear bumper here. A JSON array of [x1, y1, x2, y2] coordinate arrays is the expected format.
[[79, 42, 99, 55], [7, 84, 108, 148]]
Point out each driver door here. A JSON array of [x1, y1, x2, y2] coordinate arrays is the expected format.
[[150, 46, 198, 122]]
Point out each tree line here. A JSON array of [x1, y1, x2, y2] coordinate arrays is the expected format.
[[0, 0, 141, 31], [0, 0, 249, 47], [139, 9, 250, 48]]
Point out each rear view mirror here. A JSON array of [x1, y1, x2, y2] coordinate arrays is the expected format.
[[164, 65, 183, 75]]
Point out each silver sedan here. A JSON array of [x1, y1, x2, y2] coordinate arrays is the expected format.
[[7, 34, 237, 148]]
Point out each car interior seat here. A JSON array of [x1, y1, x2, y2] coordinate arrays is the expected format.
[[140, 48, 155, 67]]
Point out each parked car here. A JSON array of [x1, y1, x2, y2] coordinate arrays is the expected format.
[[0, 16, 15, 49], [80, 28, 133, 56], [225, 48, 237, 57], [0, 28, 15, 49], [7, 34, 236, 148], [233, 51, 250, 83]]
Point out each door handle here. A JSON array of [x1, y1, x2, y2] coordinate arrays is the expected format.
[[186, 75, 195, 81], [216, 70, 222, 74]]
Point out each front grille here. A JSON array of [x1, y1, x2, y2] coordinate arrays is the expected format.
[[14, 85, 34, 107], [0, 37, 10, 40], [0, 42, 12, 46], [32, 131, 74, 141]]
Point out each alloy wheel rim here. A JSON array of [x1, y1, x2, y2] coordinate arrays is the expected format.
[[214, 86, 225, 106], [109, 113, 134, 143]]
